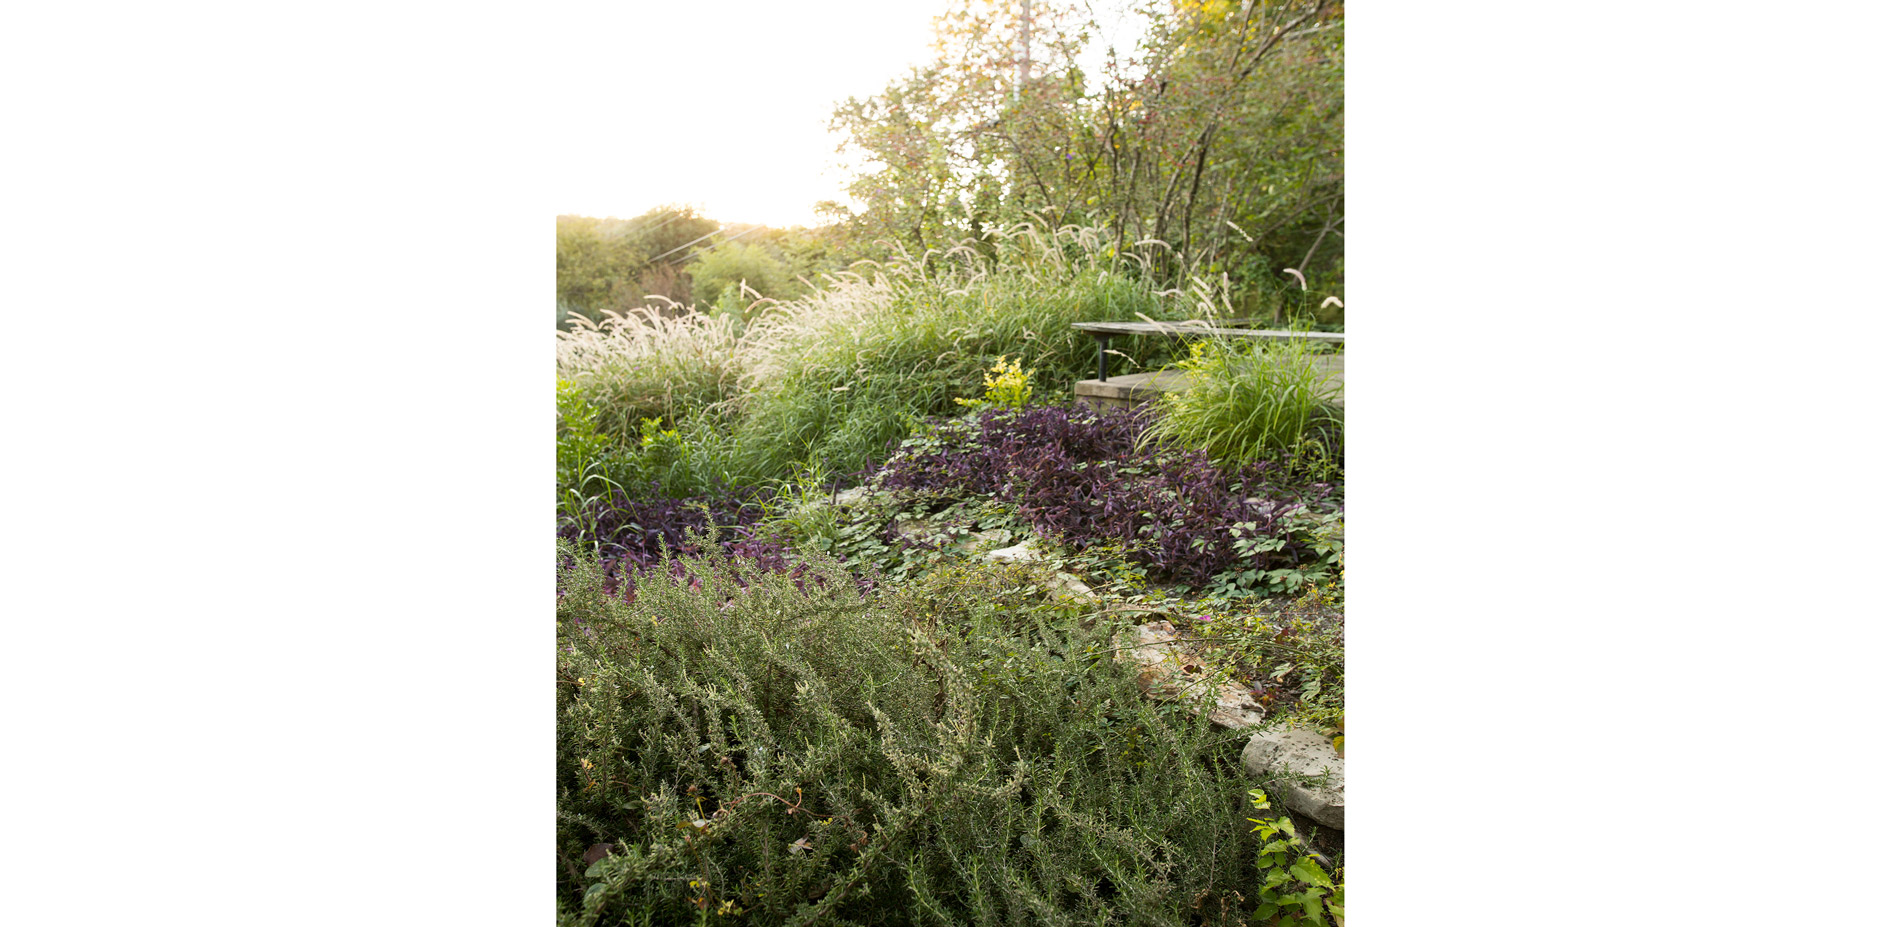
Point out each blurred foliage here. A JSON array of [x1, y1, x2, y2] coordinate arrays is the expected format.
[[686, 239, 795, 315], [556, 207, 720, 323]]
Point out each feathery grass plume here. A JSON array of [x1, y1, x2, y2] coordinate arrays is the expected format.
[[727, 224, 1192, 485], [555, 225, 1234, 500], [555, 302, 744, 443]]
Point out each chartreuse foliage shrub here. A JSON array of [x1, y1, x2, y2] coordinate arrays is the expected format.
[[954, 355, 1036, 412], [557, 542, 1267, 926]]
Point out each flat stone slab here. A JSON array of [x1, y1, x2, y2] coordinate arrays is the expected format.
[[980, 540, 1094, 601], [1242, 724, 1345, 830], [982, 540, 1043, 563], [831, 486, 883, 507], [1118, 620, 1267, 730]]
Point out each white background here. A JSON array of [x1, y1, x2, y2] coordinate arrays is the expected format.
[[4, 2, 1897, 923]]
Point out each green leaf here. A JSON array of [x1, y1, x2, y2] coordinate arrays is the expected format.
[[1289, 857, 1332, 888], [1302, 895, 1325, 922]]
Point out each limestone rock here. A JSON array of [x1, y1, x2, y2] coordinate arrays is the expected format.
[[1042, 570, 1094, 602], [1242, 724, 1345, 830], [974, 539, 1096, 602], [890, 517, 934, 543], [951, 529, 1015, 556], [832, 486, 884, 508], [1117, 620, 1266, 730], [983, 540, 1045, 564]]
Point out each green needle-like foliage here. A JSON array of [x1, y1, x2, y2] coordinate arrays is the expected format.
[[557, 544, 1267, 925]]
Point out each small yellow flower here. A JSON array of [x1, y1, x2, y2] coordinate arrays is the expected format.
[[580, 758, 593, 769]]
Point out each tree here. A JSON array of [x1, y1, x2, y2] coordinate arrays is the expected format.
[[828, 0, 1344, 318]]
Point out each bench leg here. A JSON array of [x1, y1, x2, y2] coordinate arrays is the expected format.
[[1094, 333, 1111, 382]]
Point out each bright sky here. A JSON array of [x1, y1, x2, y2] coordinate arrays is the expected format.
[[547, 0, 1152, 229], [546, 0, 954, 228]]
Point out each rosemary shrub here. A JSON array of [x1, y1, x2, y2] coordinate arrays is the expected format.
[[557, 543, 1267, 925]]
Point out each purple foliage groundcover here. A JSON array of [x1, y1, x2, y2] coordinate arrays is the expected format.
[[873, 404, 1339, 587], [558, 404, 1339, 598], [558, 482, 796, 590]]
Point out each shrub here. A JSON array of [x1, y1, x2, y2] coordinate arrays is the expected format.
[[557, 545, 1265, 925], [1246, 789, 1344, 925], [953, 354, 1036, 412]]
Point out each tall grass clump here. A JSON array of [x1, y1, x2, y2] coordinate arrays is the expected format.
[[558, 543, 1262, 925], [1136, 276, 1344, 469], [728, 225, 1193, 484], [1142, 338, 1343, 467], [555, 302, 744, 444]]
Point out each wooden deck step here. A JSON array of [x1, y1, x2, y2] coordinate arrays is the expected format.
[[1074, 355, 1345, 412]]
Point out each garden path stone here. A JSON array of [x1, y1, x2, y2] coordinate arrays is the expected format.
[[1118, 620, 1266, 731], [977, 540, 1095, 601], [983, 540, 1044, 564], [974, 540, 1094, 601], [832, 486, 885, 507], [1242, 725, 1345, 830], [891, 517, 933, 543], [1044, 570, 1094, 602], [951, 529, 1014, 555]]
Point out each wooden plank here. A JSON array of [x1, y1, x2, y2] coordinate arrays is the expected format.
[[1070, 321, 1345, 342]]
